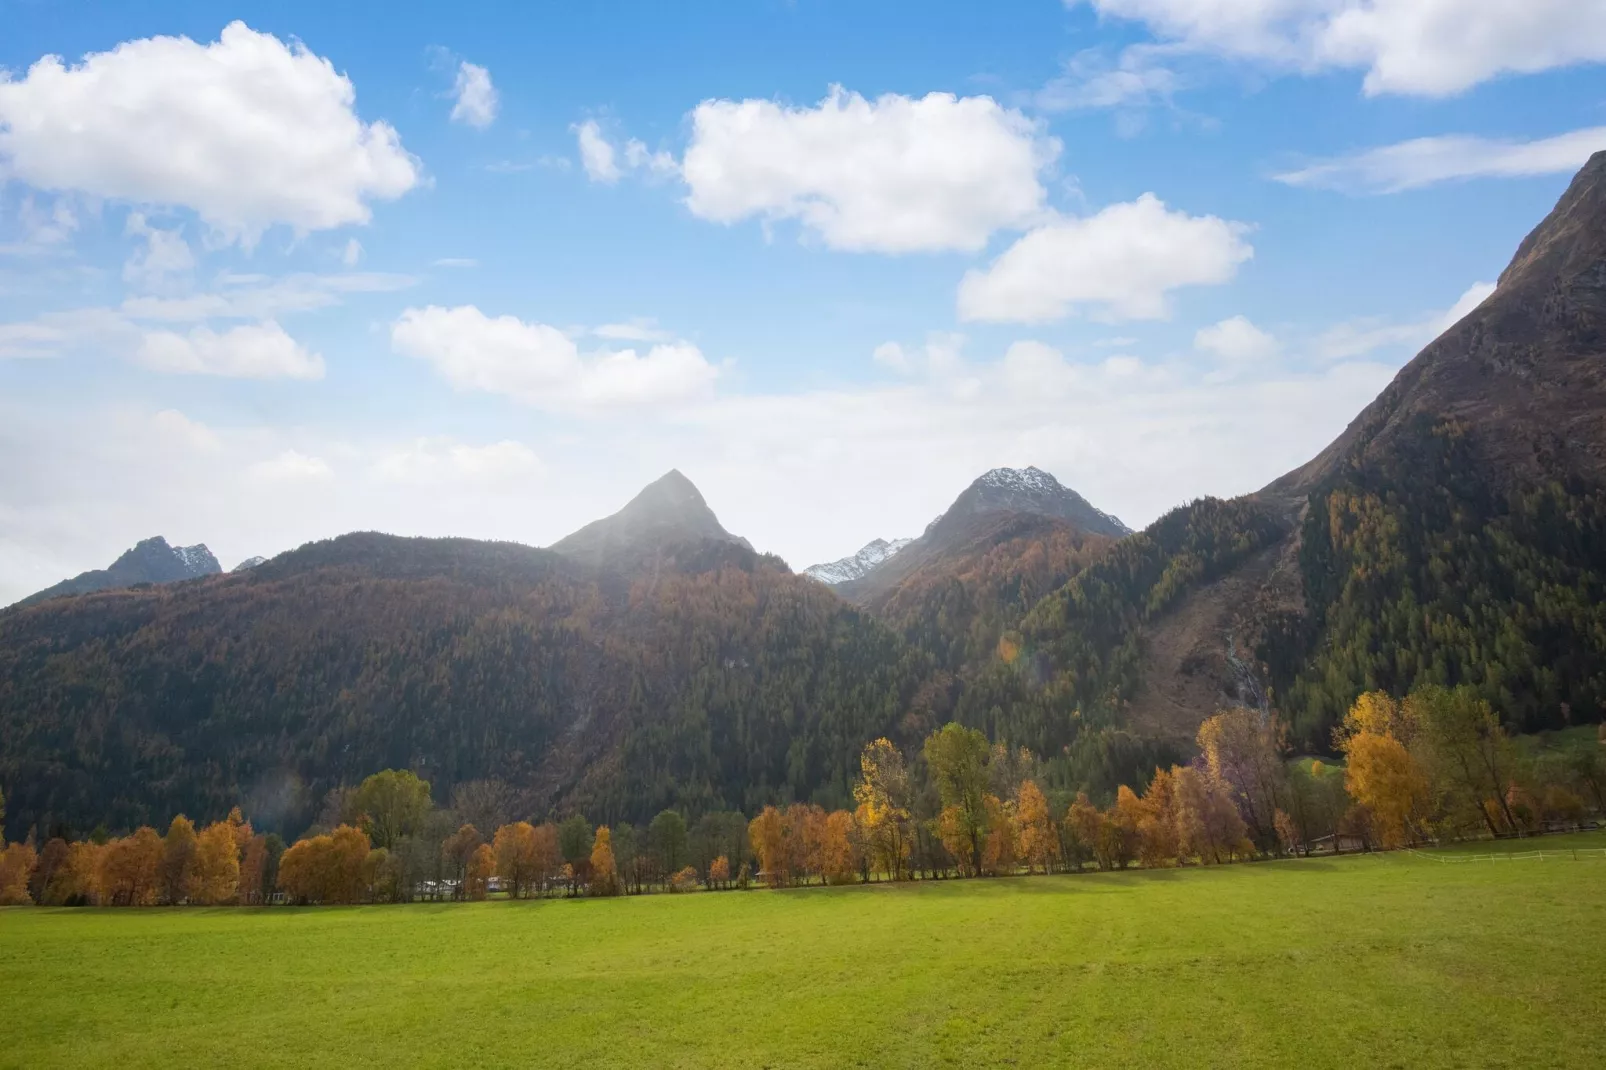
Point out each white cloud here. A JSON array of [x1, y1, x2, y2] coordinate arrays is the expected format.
[[0, 21, 420, 241], [1195, 315, 1279, 364], [121, 213, 194, 292], [341, 238, 363, 267], [957, 194, 1253, 323], [681, 86, 1058, 253], [1275, 126, 1606, 193], [136, 321, 325, 379], [624, 139, 679, 178], [391, 305, 719, 409], [120, 272, 416, 323], [249, 449, 333, 483], [432, 257, 478, 268], [449, 61, 498, 128], [1038, 46, 1182, 112], [1075, 0, 1606, 96], [374, 437, 543, 485], [873, 341, 913, 374], [573, 120, 621, 184], [0, 194, 79, 255], [1312, 281, 1495, 361]]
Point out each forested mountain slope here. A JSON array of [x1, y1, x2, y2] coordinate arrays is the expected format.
[[0, 522, 927, 840], [995, 151, 1606, 753]]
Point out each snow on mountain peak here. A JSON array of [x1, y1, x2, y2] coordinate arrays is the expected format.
[[803, 537, 913, 585]]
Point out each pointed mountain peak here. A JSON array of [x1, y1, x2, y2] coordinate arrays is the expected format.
[[804, 536, 914, 585], [550, 470, 752, 571], [946, 466, 1130, 539], [13, 535, 221, 608], [1499, 149, 1606, 291]]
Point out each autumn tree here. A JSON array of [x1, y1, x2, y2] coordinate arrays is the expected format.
[[353, 770, 433, 850], [0, 841, 36, 905], [924, 723, 991, 877], [819, 810, 859, 884], [1014, 780, 1057, 874], [589, 826, 620, 896], [1172, 765, 1250, 864], [187, 819, 242, 904], [854, 738, 912, 881], [442, 824, 484, 897], [239, 835, 270, 905], [709, 854, 731, 889], [1336, 691, 1430, 848], [748, 806, 786, 887], [465, 844, 495, 900], [277, 825, 371, 904], [101, 827, 164, 905], [493, 821, 540, 899], [1136, 767, 1180, 867], [159, 815, 198, 904], [1065, 792, 1104, 870], [983, 795, 1018, 875], [1197, 707, 1287, 852], [532, 823, 562, 895]]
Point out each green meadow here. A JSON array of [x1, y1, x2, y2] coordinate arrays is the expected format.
[[3, 834, 1604, 1069]]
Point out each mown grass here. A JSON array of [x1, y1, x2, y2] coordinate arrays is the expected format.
[[2, 833, 1604, 1069]]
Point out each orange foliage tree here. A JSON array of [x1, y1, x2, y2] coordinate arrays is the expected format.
[[492, 821, 540, 899]]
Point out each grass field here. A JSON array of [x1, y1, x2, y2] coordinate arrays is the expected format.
[[3, 833, 1604, 1069]]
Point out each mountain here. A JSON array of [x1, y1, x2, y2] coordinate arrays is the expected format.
[[233, 556, 268, 571], [549, 469, 755, 574], [14, 536, 221, 608], [837, 466, 1128, 606], [1013, 152, 1606, 752], [936, 467, 1130, 540], [804, 538, 913, 585], [0, 486, 929, 842]]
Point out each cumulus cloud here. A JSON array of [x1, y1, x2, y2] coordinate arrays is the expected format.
[[391, 305, 719, 409], [449, 61, 498, 128], [681, 86, 1057, 253], [957, 194, 1253, 323], [1074, 0, 1606, 96], [573, 120, 621, 183], [136, 321, 326, 379], [1195, 315, 1279, 364], [1275, 126, 1606, 193], [0, 21, 420, 241]]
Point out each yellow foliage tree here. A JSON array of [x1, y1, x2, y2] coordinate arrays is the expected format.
[[983, 794, 1018, 875], [747, 806, 787, 887], [1137, 768, 1180, 867], [1014, 780, 1057, 874], [187, 819, 242, 905], [853, 738, 912, 881], [465, 843, 495, 900], [1338, 691, 1430, 849], [160, 815, 198, 905], [589, 826, 620, 896], [0, 841, 37, 905]]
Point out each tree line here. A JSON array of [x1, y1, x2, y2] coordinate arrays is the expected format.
[[2, 696, 1599, 907]]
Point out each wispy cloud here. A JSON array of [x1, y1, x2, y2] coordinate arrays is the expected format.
[[1276, 126, 1606, 193]]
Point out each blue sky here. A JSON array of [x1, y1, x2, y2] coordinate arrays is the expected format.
[[2, 0, 1604, 602]]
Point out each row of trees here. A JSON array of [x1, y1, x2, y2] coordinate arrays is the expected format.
[[1, 701, 1600, 906]]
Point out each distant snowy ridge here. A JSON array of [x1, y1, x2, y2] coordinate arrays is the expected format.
[[804, 537, 913, 585]]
